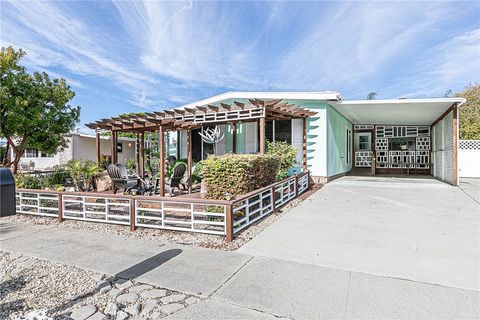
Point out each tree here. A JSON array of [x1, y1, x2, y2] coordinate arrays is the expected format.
[[455, 84, 480, 140], [0, 46, 80, 173], [366, 92, 377, 100]]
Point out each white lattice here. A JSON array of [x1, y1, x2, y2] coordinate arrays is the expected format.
[[375, 139, 388, 151], [354, 125, 374, 130], [416, 151, 429, 169], [416, 137, 430, 150], [459, 140, 480, 150], [376, 126, 430, 138], [389, 151, 402, 168], [355, 151, 373, 167], [376, 151, 388, 168]]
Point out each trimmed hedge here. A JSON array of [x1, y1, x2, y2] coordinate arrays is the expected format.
[[201, 153, 279, 200]]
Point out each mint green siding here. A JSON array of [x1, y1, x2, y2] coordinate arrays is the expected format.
[[327, 104, 352, 176]]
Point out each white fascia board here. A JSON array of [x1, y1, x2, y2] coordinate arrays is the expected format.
[[175, 91, 342, 110], [334, 97, 466, 106]]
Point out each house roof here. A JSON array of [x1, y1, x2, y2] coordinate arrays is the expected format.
[[331, 98, 466, 125], [175, 91, 342, 110]]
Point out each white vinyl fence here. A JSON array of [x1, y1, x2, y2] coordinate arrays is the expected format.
[[458, 140, 480, 178]]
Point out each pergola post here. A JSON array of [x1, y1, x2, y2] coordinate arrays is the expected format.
[[135, 133, 140, 175], [302, 117, 307, 171], [259, 117, 266, 154], [232, 122, 237, 153], [140, 132, 145, 178], [111, 130, 118, 164], [158, 126, 165, 197], [95, 131, 101, 167], [187, 129, 193, 193]]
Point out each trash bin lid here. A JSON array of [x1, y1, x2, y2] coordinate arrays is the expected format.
[[0, 168, 15, 186]]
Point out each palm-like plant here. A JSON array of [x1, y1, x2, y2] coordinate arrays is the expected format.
[[66, 159, 100, 191]]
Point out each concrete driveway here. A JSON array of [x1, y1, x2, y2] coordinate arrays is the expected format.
[[240, 176, 480, 291]]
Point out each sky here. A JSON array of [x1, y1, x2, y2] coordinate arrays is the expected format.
[[1, 1, 479, 127]]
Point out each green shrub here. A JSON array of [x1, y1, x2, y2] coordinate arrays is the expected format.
[[99, 154, 110, 169], [15, 173, 43, 189], [125, 158, 136, 173], [201, 154, 279, 200], [266, 141, 298, 180], [43, 166, 70, 188]]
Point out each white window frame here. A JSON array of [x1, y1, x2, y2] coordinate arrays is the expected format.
[[24, 148, 39, 158], [345, 127, 352, 165]]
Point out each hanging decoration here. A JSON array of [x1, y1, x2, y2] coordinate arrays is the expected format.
[[199, 126, 224, 155]]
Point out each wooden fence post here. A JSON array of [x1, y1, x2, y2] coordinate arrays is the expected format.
[[271, 186, 276, 213], [57, 192, 63, 223], [295, 175, 299, 197], [226, 204, 234, 242], [130, 198, 136, 231]]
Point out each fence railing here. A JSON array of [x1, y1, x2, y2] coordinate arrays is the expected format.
[[15, 171, 310, 241], [231, 171, 310, 236], [16, 190, 59, 217]]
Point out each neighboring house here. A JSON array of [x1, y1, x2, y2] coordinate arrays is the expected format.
[[87, 91, 465, 186], [12, 132, 136, 171]]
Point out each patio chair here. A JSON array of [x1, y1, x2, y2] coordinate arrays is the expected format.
[[116, 163, 137, 179], [156, 162, 186, 196], [180, 163, 196, 190], [107, 164, 138, 194]]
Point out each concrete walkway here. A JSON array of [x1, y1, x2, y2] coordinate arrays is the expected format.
[[240, 176, 480, 291], [1, 220, 479, 319]]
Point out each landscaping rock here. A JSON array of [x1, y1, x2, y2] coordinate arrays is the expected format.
[[124, 303, 140, 316], [140, 299, 157, 316], [158, 303, 184, 315], [160, 294, 186, 304], [104, 302, 119, 316], [116, 293, 138, 304], [115, 311, 129, 320], [140, 289, 167, 299], [70, 305, 97, 320], [116, 280, 134, 290]]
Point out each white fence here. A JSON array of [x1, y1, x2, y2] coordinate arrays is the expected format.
[[15, 171, 310, 240], [459, 140, 480, 178], [135, 199, 227, 235], [232, 172, 309, 234], [62, 194, 131, 225], [16, 191, 59, 217]]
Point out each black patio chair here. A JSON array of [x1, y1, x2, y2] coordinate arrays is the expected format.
[[156, 163, 186, 196], [107, 164, 139, 194]]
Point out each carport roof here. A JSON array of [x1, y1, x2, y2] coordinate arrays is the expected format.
[[331, 98, 465, 125]]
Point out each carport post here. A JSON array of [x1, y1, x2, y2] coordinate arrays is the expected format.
[[453, 104, 458, 186]]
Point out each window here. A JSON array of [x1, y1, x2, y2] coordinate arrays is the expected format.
[[345, 128, 352, 165], [41, 152, 54, 157], [25, 148, 39, 158]]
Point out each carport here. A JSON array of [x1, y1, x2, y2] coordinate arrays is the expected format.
[[331, 98, 466, 185]]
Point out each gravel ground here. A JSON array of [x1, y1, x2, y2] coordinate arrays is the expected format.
[[3, 196, 305, 251], [0, 251, 201, 320]]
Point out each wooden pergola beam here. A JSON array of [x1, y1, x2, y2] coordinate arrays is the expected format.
[[85, 99, 316, 133]]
